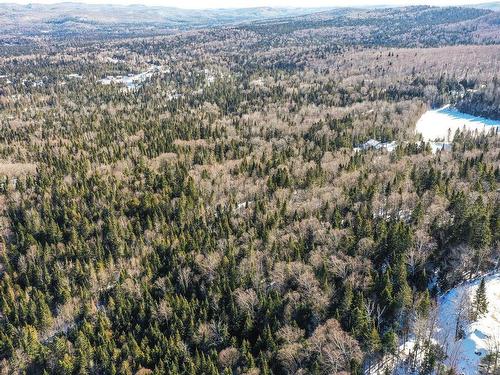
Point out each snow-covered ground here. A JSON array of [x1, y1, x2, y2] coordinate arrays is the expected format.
[[416, 105, 500, 142], [374, 273, 500, 375], [436, 273, 500, 374], [428, 141, 452, 153], [98, 65, 165, 90], [354, 139, 397, 152]]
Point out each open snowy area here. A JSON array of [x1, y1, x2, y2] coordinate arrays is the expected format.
[[416, 105, 500, 142], [98, 65, 165, 90], [436, 273, 500, 374], [382, 274, 500, 375]]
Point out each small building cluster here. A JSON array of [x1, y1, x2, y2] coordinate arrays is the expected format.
[[354, 139, 398, 152]]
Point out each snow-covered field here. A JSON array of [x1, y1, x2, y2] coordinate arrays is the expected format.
[[416, 105, 500, 142], [437, 273, 500, 374]]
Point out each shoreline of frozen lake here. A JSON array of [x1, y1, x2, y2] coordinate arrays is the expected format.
[[416, 105, 500, 142]]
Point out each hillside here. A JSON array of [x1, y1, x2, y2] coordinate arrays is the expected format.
[[239, 6, 499, 47], [389, 274, 500, 375], [468, 2, 500, 11], [0, 3, 498, 45], [0, 3, 326, 34], [437, 274, 500, 374]]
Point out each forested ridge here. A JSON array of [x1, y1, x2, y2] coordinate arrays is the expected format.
[[456, 79, 500, 120], [0, 5, 499, 375]]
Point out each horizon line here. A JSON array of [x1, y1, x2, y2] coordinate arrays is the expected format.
[[0, 0, 498, 10]]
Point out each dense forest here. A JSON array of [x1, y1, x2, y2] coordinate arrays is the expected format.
[[0, 4, 499, 375], [456, 79, 500, 120]]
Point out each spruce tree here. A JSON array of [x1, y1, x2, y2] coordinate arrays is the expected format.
[[473, 278, 488, 320], [418, 290, 431, 318], [367, 325, 382, 354], [382, 329, 398, 355]]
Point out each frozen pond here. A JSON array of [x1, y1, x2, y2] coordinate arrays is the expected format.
[[416, 105, 500, 142]]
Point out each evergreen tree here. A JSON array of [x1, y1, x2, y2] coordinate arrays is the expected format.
[[367, 325, 382, 355], [382, 330, 398, 356], [473, 278, 488, 320], [418, 290, 431, 318]]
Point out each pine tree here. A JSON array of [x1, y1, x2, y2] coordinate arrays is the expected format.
[[380, 271, 394, 310], [339, 283, 353, 328], [36, 295, 53, 330], [473, 278, 488, 320], [468, 198, 492, 250], [393, 257, 412, 312], [19, 325, 40, 360], [367, 325, 382, 354], [351, 292, 370, 342], [418, 290, 431, 318], [382, 330, 398, 355]]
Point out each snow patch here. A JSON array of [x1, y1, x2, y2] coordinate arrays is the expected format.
[[98, 65, 164, 91], [436, 273, 500, 374], [428, 141, 452, 153], [354, 139, 397, 152], [385, 273, 500, 375]]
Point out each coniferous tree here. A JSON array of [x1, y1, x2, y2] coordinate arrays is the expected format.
[[367, 325, 382, 355], [382, 329, 398, 356], [473, 278, 489, 320], [418, 290, 431, 318]]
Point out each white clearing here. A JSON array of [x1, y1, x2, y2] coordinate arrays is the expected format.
[[98, 65, 165, 91], [415, 105, 500, 142], [377, 274, 500, 375], [436, 273, 500, 375]]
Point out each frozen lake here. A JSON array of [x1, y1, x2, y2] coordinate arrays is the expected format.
[[416, 105, 500, 142]]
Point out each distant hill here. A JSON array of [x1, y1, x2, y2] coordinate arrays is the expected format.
[[0, 3, 329, 35], [238, 5, 499, 47], [466, 2, 500, 11], [0, 2, 497, 42]]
